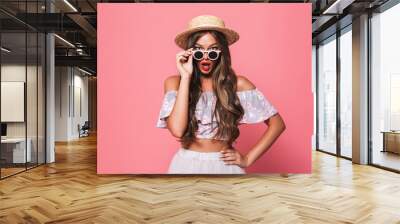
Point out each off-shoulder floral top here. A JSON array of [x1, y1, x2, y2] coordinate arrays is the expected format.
[[156, 88, 278, 141]]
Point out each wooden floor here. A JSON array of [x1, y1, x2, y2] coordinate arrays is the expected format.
[[1, 133, 400, 224]]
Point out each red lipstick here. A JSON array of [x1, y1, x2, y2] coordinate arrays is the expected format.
[[200, 60, 211, 72]]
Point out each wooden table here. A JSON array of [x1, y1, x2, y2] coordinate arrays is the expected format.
[[381, 131, 400, 154]]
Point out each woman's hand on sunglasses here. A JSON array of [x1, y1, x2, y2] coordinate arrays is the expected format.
[[176, 48, 193, 79]]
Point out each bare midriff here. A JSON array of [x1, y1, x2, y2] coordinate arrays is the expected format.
[[185, 138, 230, 152]]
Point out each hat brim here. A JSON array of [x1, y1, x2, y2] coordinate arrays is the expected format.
[[174, 26, 239, 49]]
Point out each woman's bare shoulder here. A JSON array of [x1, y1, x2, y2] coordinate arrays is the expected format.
[[164, 75, 180, 92], [237, 75, 256, 91]]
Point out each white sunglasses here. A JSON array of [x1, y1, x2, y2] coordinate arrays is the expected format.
[[192, 49, 221, 61]]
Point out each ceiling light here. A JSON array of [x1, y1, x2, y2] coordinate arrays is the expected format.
[[54, 34, 75, 48], [322, 0, 355, 15], [1, 47, 11, 53], [78, 67, 93, 76], [63, 0, 78, 12]]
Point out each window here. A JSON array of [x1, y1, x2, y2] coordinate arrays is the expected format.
[[317, 35, 337, 154], [0, 1, 47, 179], [370, 2, 400, 171]]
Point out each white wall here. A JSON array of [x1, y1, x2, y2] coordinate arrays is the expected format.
[[55, 66, 89, 141], [312, 45, 316, 150], [1, 64, 41, 137], [55, 66, 69, 141], [70, 71, 89, 139], [1, 63, 46, 164]]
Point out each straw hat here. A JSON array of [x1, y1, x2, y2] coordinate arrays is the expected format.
[[174, 15, 240, 49]]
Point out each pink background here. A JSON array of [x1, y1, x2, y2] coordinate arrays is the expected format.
[[97, 3, 312, 174]]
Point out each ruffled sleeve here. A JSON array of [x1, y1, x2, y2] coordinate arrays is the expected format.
[[237, 88, 278, 124], [156, 90, 177, 128]]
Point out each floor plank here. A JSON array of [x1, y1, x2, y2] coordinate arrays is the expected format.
[[0, 133, 399, 224]]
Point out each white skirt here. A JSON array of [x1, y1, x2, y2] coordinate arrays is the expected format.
[[167, 148, 246, 174]]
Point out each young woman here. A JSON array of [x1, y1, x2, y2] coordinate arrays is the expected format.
[[156, 15, 286, 174]]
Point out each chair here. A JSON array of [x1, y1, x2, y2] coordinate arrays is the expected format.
[[78, 121, 90, 138]]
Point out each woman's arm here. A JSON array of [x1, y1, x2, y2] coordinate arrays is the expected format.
[[243, 113, 286, 167], [164, 75, 191, 138], [163, 48, 194, 138], [220, 75, 286, 167], [221, 113, 286, 168]]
